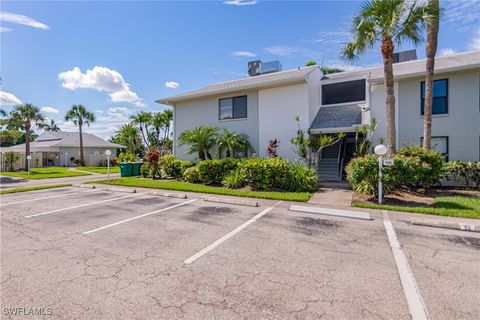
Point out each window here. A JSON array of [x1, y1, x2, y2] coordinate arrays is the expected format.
[[322, 79, 366, 105], [421, 136, 449, 161], [219, 95, 247, 120], [421, 79, 448, 115]]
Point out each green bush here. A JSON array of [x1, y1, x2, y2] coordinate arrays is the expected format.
[[197, 158, 240, 184], [346, 155, 395, 195], [182, 166, 201, 183], [180, 161, 196, 175], [222, 169, 246, 189], [237, 158, 289, 191], [119, 152, 136, 163], [158, 154, 183, 178], [281, 162, 318, 192], [444, 161, 480, 189]]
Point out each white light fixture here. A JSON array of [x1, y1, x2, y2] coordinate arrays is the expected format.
[[105, 150, 112, 156], [374, 144, 387, 204], [374, 144, 387, 156]]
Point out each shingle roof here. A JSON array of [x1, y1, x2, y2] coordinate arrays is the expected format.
[[310, 105, 362, 131], [157, 66, 319, 105], [35, 131, 125, 148]]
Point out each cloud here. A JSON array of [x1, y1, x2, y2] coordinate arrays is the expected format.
[[443, 1, 480, 33], [311, 31, 350, 45], [0, 91, 22, 105], [264, 45, 321, 58], [231, 51, 257, 58], [58, 66, 146, 108], [0, 27, 12, 32], [0, 11, 49, 30], [165, 81, 180, 89], [468, 28, 480, 50], [223, 0, 257, 6], [438, 48, 457, 56], [40, 106, 59, 114]]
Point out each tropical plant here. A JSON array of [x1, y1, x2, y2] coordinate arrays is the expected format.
[[158, 154, 183, 178], [8, 103, 45, 169], [151, 112, 165, 147], [178, 125, 218, 160], [266, 139, 280, 158], [130, 111, 152, 147], [113, 123, 142, 154], [321, 66, 343, 74], [354, 118, 378, 156], [162, 109, 173, 147], [444, 161, 480, 190], [3, 152, 20, 172], [222, 169, 246, 189], [290, 116, 344, 169], [182, 166, 201, 183], [38, 118, 61, 132], [64, 104, 95, 166], [144, 147, 161, 179], [422, 0, 440, 149], [119, 152, 136, 162], [342, 0, 437, 155], [216, 128, 248, 158]]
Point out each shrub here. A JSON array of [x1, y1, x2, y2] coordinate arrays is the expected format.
[[237, 158, 289, 191], [197, 158, 240, 184], [222, 169, 246, 189], [444, 161, 480, 189], [158, 154, 182, 178], [72, 158, 81, 165], [119, 152, 136, 163], [281, 162, 318, 192], [109, 157, 119, 167], [180, 161, 196, 174], [141, 163, 151, 178], [395, 146, 444, 188], [144, 148, 161, 179], [183, 166, 201, 183]]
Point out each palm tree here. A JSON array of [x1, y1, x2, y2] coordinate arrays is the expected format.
[[8, 104, 45, 169], [422, 0, 440, 149], [130, 112, 152, 147], [114, 123, 142, 153], [216, 128, 248, 158], [39, 118, 61, 132], [65, 104, 95, 166], [162, 109, 173, 141], [342, 0, 436, 154], [151, 112, 165, 147], [178, 125, 218, 160]]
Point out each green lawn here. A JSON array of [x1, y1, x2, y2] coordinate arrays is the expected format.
[[90, 177, 312, 202], [353, 195, 480, 219], [0, 184, 72, 195], [75, 166, 120, 174], [0, 167, 91, 180]]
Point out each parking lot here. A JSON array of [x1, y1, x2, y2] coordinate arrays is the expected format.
[[1, 186, 479, 319]]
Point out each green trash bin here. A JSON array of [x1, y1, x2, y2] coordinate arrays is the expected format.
[[131, 163, 141, 176], [119, 162, 132, 177]]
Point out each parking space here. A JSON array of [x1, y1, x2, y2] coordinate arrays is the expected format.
[[1, 186, 479, 319]]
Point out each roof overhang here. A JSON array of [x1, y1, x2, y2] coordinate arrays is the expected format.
[[309, 125, 360, 134]]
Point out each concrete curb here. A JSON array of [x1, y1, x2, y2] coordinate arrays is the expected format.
[[408, 220, 479, 233], [74, 184, 96, 189], [204, 196, 259, 207], [289, 205, 373, 221], [148, 191, 188, 199]]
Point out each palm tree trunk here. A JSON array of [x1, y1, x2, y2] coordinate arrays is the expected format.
[[423, 0, 439, 149], [25, 122, 31, 170], [198, 149, 206, 161], [79, 122, 85, 166], [382, 37, 396, 155], [140, 126, 149, 148]]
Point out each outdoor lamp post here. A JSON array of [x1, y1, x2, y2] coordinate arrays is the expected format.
[[374, 144, 388, 204], [105, 150, 112, 182], [26, 155, 32, 174]]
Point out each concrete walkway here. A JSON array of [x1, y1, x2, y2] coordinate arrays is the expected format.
[[308, 181, 353, 207], [0, 172, 120, 190]]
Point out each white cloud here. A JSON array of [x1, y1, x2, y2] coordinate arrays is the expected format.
[[0, 27, 12, 32], [165, 81, 180, 89], [438, 48, 457, 56], [264, 45, 321, 58], [58, 66, 146, 108], [40, 106, 59, 114], [223, 0, 257, 6], [311, 31, 350, 45], [0, 11, 49, 30], [0, 91, 22, 105], [468, 28, 480, 50], [231, 50, 257, 58], [443, 1, 480, 33]]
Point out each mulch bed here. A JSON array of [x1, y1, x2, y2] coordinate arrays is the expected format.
[[353, 188, 480, 208]]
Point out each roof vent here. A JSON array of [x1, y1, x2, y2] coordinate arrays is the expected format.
[[248, 60, 282, 76], [393, 49, 417, 63]]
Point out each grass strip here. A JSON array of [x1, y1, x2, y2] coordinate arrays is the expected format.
[[0, 184, 72, 195]]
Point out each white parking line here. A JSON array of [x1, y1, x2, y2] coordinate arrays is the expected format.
[[25, 193, 143, 218], [1, 188, 98, 207], [383, 211, 429, 320], [82, 198, 198, 235], [184, 206, 274, 265]]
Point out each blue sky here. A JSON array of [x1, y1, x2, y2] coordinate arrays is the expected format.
[[1, 0, 479, 139]]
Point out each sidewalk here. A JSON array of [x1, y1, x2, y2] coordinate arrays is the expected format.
[[308, 181, 353, 207], [0, 173, 120, 190]]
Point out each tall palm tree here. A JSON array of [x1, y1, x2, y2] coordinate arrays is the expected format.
[[422, 0, 440, 149], [9, 104, 45, 169], [162, 109, 173, 141], [216, 128, 248, 158], [342, 0, 436, 154], [115, 123, 142, 153], [130, 112, 152, 147], [65, 104, 95, 166], [178, 125, 218, 160], [151, 112, 165, 147], [39, 118, 61, 132]]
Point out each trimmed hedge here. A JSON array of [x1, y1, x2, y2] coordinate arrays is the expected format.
[[444, 161, 480, 190]]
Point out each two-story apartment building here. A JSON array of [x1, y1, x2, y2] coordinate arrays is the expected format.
[[157, 50, 480, 180]]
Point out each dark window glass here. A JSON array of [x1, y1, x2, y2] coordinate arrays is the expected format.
[[219, 95, 247, 120], [421, 79, 448, 115], [322, 79, 366, 105]]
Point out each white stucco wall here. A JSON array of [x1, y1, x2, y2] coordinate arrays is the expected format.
[[397, 71, 480, 161], [258, 83, 310, 160], [369, 83, 389, 146]]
